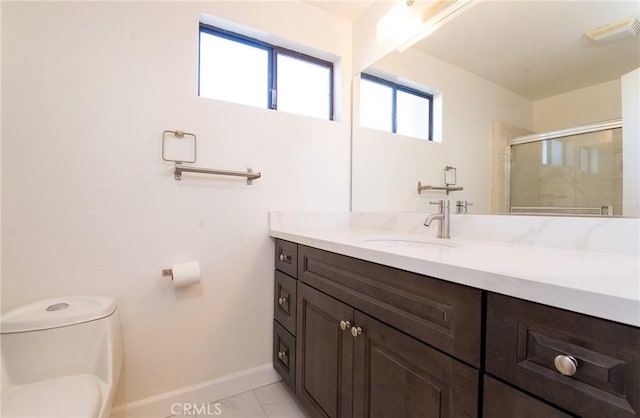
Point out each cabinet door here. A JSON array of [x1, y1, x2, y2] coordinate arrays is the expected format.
[[352, 311, 478, 418], [297, 283, 354, 418]]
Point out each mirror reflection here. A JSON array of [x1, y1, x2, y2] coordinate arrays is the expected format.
[[351, 0, 639, 217], [510, 126, 622, 216]]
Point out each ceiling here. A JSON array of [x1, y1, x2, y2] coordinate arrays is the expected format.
[[413, 1, 640, 100], [306, 1, 639, 101], [306, 1, 376, 20]]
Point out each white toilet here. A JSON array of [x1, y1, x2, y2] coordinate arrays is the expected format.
[[1, 296, 123, 418]]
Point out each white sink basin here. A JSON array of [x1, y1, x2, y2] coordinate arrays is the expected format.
[[360, 235, 459, 248]]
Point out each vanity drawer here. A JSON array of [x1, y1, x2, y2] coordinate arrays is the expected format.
[[273, 320, 296, 392], [298, 245, 483, 367], [483, 375, 573, 418], [486, 292, 640, 418], [274, 271, 297, 336], [275, 239, 297, 278]]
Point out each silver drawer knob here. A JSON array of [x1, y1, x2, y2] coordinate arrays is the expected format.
[[339, 320, 351, 330], [277, 351, 286, 360], [279, 254, 285, 261], [351, 326, 363, 338], [278, 297, 287, 305], [554, 354, 578, 376]]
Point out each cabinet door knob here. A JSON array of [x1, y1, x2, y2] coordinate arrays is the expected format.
[[278, 297, 287, 306], [351, 326, 363, 337], [278, 351, 286, 360], [339, 320, 351, 330], [279, 254, 285, 261], [554, 354, 578, 376]]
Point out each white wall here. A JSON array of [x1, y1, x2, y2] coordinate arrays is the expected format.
[[532, 79, 622, 132], [351, 47, 532, 212], [352, 1, 427, 74], [622, 68, 640, 217], [1, 1, 351, 408]]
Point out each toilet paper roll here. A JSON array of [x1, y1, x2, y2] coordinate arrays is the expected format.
[[171, 261, 201, 288]]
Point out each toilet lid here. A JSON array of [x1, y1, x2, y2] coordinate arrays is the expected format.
[[0, 296, 116, 333], [1, 374, 103, 418]]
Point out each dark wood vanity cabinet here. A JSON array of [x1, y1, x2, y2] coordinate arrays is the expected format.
[[351, 308, 478, 418], [273, 320, 296, 390], [486, 292, 640, 418], [273, 240, 299, 392], [296, 282, 354, 418], [297, 244, 483, 367], [483, 376, 573, 418], [275, 239, 298, 278], [296, 282, 478, 418], [273, 239, 640, 418], [274, 240, 480, 417], [274, 271, 297, 335]]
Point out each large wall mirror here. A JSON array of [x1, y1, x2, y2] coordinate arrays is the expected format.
[[351, 0, 640, 217]]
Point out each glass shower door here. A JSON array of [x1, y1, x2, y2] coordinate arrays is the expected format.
[[510, 128, 622, 216]]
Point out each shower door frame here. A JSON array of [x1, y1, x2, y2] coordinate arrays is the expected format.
[[506, 118, 622, 216]]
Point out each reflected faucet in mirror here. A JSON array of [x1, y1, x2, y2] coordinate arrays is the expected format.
[[456, 200, 473, 214]]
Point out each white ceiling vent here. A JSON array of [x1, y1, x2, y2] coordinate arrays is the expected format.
[[586, 16, 640, 45]]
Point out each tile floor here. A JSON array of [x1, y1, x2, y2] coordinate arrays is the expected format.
[[169, 381, 310, 418]]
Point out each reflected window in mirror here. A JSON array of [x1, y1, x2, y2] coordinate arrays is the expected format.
[[541, 140, 564, 166], [360, 77, 393, 132], [359, 73, 433, 141]]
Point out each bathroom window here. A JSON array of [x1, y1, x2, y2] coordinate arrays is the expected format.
[[359, 73, 433, 141], [199, 24, 334, 120]]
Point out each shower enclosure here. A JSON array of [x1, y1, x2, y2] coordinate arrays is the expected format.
[[509, 120, 622, 216]]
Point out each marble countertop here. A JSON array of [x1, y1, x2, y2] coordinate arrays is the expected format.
[[269, 212, 640, 327]]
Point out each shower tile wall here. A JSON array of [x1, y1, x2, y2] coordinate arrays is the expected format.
[[510, 128, 622, 215]]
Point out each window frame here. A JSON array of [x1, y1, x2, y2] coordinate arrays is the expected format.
[[199, 23, 334, 121], [361, 73, 434, 141]]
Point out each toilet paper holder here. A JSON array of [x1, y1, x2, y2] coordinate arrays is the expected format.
[[162, 261, 201, 288]]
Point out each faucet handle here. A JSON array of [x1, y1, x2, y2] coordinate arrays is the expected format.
[[455, 200, 473, 214], [430, 199, 450, 206], [429, 201, 443, 211]]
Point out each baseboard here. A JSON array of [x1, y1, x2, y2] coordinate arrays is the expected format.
[[110, 363, 280, 418]]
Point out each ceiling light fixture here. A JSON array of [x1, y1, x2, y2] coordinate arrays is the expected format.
[[397, 0, 473, 52]]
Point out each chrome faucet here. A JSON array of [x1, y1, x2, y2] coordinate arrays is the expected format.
[[424, 200, 451, 239]]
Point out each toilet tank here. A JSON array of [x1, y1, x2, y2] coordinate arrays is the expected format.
[[0, 296, 123, 387]]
